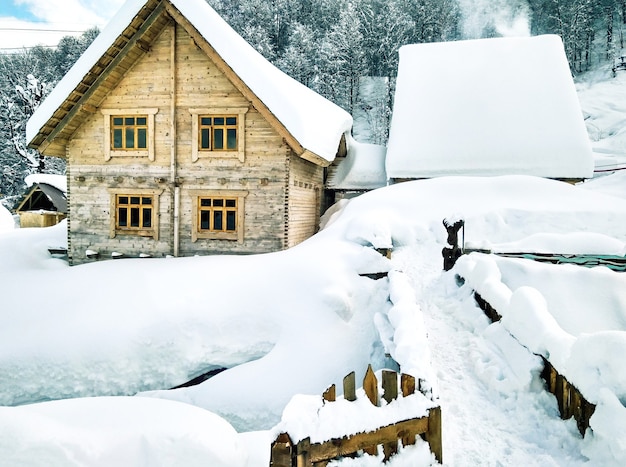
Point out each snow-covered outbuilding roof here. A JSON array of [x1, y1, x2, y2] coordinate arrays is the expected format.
[[26, 0, 352, 166], [386, 35, 594, 180], [326, 137, 387, 191]]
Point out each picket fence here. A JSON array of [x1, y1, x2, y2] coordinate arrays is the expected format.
[[270, 366, 442, 466]]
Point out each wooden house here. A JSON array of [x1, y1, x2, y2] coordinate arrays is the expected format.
[[386, 35, 594, 183], [26, 0, 352, 265]]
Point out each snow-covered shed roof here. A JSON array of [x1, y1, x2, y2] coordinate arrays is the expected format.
[[326, 137, 387, 191], [27, 0, 352, 166], [25, 174, 67, 194], [386, 35, 594, 180], [16, 182, 67, 214]]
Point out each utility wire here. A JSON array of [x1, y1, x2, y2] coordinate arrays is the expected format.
[[0, 45, 58, 51], [0, 27, 85, 33]]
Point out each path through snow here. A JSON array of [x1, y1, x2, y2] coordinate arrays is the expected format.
[[392, 244, 589, 466]]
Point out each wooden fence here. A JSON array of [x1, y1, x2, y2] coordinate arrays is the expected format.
[[270, 366, 442, 466], [489, 252, 626, 272], [442, 217, 626, 273], [474, 292, 596, 436]]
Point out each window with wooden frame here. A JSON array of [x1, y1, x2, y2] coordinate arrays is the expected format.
[[190, 108, 248, 163], [199, 116, 238, 151], [108, 188, 162, 239], [102, 109, 158, 161], [190, 190, 248, 243], [111, 116, 148, 150]]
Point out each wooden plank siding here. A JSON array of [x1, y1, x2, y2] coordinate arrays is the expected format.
[[287, 154, 324, 248], [65, 18, 308, 264]]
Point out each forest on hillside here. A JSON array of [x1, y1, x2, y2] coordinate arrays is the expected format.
[[1, 0, 625, 204]]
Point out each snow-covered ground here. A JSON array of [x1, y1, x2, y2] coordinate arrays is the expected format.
[[1, 171, 625, 466], [576, 68, 626, 173], [3, 16, 626, 464]]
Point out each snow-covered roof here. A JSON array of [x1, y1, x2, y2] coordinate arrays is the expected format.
[[25, 174, 67, 194], [386, 35, 594, 180], [326, 136, 387, 191], [27, 0, 352, 165]]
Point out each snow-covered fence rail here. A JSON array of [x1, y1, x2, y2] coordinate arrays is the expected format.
[[441, 217, 626, 272], [488, 252, 626, 272], [270, 365, 442, 466], [473, 292, 596, 436]]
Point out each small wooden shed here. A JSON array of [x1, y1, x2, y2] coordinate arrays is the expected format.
[[15, 182, 67, 228]]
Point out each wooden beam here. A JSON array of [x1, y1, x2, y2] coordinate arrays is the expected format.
[[81, 104, 97, 114], [305, 417, 429, 463]]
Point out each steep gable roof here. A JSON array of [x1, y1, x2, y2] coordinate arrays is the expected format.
[[16, 183, 67, 214], [27, 0, 352, 166], [386, 35, 594, 180]]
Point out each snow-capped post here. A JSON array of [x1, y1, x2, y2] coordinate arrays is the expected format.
[[322, 384, 336, 402], [442, 217, 464, 271], [270, 433, 294, 467], [401, 373, 416, 397]]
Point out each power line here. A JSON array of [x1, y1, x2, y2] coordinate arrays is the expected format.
[[0, 27, 85, 33], [0, 45, 58, 51]]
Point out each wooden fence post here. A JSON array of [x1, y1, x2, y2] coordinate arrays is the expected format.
[[322, 384, 336, 403], [295, 438, 312, 467], [270, 433, 294, 467], [426, 406, 443, 464], [401, 374, 416, 397], [343, 372, 356, 402], [363, 365, 379, 406], [382, 370, 398, 404]]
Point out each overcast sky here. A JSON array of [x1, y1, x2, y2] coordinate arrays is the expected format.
[[0, 0, 124, 52]]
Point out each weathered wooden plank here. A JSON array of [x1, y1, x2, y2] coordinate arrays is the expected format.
[[296, 437, 311, 467], [305, 417, 429, 463], [383, 440, 398, 461], [343, 372, 356, 402], [401, 374, 416, 397], [363, 365, 378, 407], [270, 433, 294, 467], [382, 370, 398, 404], [426, 406, 443, 464], [556, 373, 567, 419], [322, 384, 335, 403]]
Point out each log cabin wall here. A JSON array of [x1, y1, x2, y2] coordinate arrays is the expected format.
[[287, 154, 324, 248], [67, 21, 293, 264]]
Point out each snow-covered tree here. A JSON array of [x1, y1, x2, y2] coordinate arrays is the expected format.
[[317, 2, 367, 114], [0, 29, 96, 200], [276, 23, 319, 87], [359, 0, 413, 77]]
